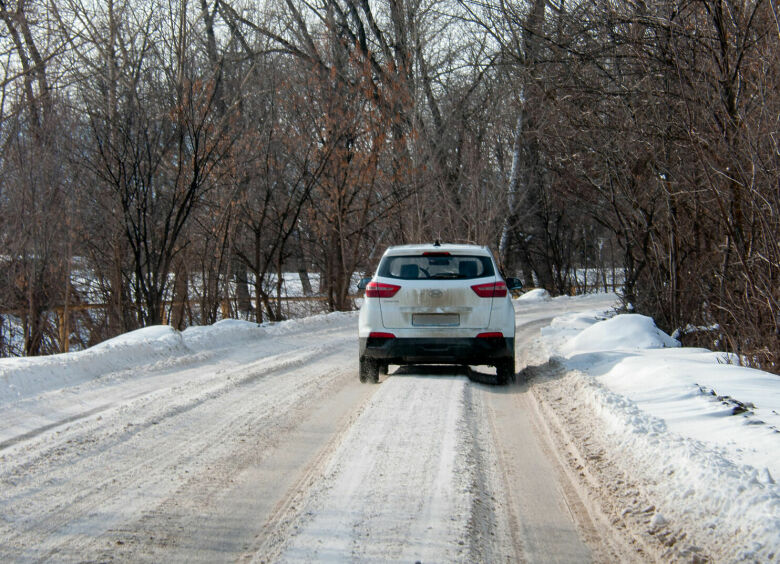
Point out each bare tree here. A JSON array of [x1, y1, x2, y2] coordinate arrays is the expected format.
[[0, 0, 77, 354]]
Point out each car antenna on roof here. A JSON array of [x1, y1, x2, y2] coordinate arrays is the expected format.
[[433, 239, 441, 247]]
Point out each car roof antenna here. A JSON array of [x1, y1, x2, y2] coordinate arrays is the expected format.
[[433, 239, 441, 247]]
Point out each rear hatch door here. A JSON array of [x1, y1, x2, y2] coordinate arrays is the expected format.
[[376, 253, 496, 330]]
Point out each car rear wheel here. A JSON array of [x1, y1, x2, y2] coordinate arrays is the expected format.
[[496, 358, 515, 386], [359, 358, 379, 383]]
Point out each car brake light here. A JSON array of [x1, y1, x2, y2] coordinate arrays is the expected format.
[[471, 281, 507, 298], [422, 252, 451, 256], [369, 332, 396, 339], [365, 281, 401, 298], [477, 332, 504, 338]]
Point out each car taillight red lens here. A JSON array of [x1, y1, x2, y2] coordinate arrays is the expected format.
[[477, 332, 504, 338], [365, 281, 401, 298], [471, 281, 507, 298], [369, 332, 396, 339]]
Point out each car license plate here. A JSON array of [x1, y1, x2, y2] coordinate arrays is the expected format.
[[412, 313, 460, 327]]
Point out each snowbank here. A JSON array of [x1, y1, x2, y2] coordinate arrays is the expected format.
[[0, 326, 190, 406], [0, 312, 357, 406], [515, 288, 552, 302], [182, 319, 266, 351], [561, 313, 680, 354], [543, 310, 780, 562]]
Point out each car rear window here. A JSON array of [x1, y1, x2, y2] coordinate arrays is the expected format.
[[377, 255, 495, 280]]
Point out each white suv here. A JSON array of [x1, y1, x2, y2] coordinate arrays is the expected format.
[[357, 243, 522, 384]]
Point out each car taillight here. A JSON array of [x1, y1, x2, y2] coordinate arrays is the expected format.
[[365, 281, 401, 298], [369, 332, 396, 339], [477, 332, 504, 338], [471, 281, 507, 298]]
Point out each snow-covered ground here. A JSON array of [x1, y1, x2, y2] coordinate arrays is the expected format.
[[278, 375, 480, 562], [0, 314, 353, 406], [0, 312, 364, 562], [1, 293, 778, 562], [0, 313, 355, 454], [535, 301, 779, 562]]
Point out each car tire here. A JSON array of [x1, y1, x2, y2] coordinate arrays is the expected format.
[[359, 358, 380, 383], [496, 358, 514, 386]]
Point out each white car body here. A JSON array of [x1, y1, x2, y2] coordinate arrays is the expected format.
[[358, 243, 520, 384]]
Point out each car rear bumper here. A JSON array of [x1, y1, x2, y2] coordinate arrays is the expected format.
[[359, 336, 514, 365]]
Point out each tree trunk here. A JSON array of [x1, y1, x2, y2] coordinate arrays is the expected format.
[[171, 258, 189, 330], [292, 229, 313, 296], [499, 112, 525, 276], [232, 258, 253, 317], [500, 0, 549, 288], [61, 245, 72, 352]]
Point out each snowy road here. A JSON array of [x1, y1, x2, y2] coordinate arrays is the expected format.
[[0, 294, 688, 562]]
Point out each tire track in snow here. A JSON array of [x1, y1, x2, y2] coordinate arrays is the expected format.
[[267, 372, 489, 563], [0, 335, 355, 561]]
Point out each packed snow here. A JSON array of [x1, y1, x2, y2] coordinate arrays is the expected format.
[[279, 376, 477, 562], [1, 295, 778, 561], [541, 308, 780, 562]]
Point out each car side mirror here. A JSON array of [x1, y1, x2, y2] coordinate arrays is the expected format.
[[357, 277, 372, 290], [505, 277, 523, 291]]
